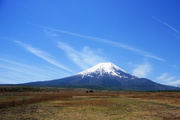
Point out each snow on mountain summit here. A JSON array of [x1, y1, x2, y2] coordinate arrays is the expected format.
[[83, 62, 127, 74], [78, 62, 136, 79]]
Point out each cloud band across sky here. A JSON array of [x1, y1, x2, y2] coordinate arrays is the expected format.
[[35, 25, 165, 62], [15, 41, 73, 73]]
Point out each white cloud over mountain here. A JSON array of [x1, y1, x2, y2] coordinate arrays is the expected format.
[[58, 41, 107, 70]]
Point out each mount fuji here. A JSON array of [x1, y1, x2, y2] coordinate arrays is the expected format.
[[22, 62, 180, 91]]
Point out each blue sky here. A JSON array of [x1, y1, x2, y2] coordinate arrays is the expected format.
[[0, 0, 180, 86]]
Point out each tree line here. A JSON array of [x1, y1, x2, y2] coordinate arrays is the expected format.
[[0, 86, 60, 92]]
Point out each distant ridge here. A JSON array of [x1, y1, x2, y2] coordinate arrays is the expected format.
[[20, 62, 180, 91]]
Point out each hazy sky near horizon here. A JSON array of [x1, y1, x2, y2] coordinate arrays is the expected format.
[[0, 0, 180, 86]]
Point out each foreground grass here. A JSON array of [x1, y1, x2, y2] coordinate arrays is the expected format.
[[1, 91, 180, 120], [52, 97, 180, 120]]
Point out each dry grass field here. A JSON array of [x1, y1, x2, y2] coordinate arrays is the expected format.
[[1, 89, 180, 120]]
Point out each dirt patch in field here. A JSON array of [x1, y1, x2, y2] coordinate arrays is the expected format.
[[141, 104, 180, 120], [55, 99, 113, 107]]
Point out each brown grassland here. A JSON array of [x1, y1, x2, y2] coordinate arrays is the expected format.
[[1, 89, 180, 120]]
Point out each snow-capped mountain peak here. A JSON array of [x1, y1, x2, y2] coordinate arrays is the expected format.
[[78, 62, 136, 79]]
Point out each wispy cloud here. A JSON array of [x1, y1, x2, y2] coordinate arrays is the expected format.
[[169, 65, 178, 68], [32, 24, 165, 62], [152, 16, 180, 34], [0, 58, 70, 84], [132, 62, 152, 78], [156, 73, 180, 86], [44, 30, 59, 37], [57, 41, 107, 69], [157, 73, 169, 80], [15, 41, 73, 73]]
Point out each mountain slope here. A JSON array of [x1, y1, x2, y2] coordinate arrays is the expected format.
[[22, 62, 180, 91]]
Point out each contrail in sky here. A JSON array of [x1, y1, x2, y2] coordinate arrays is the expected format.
[[32, 24, 165, 62], [152, 16, 180, 34]]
